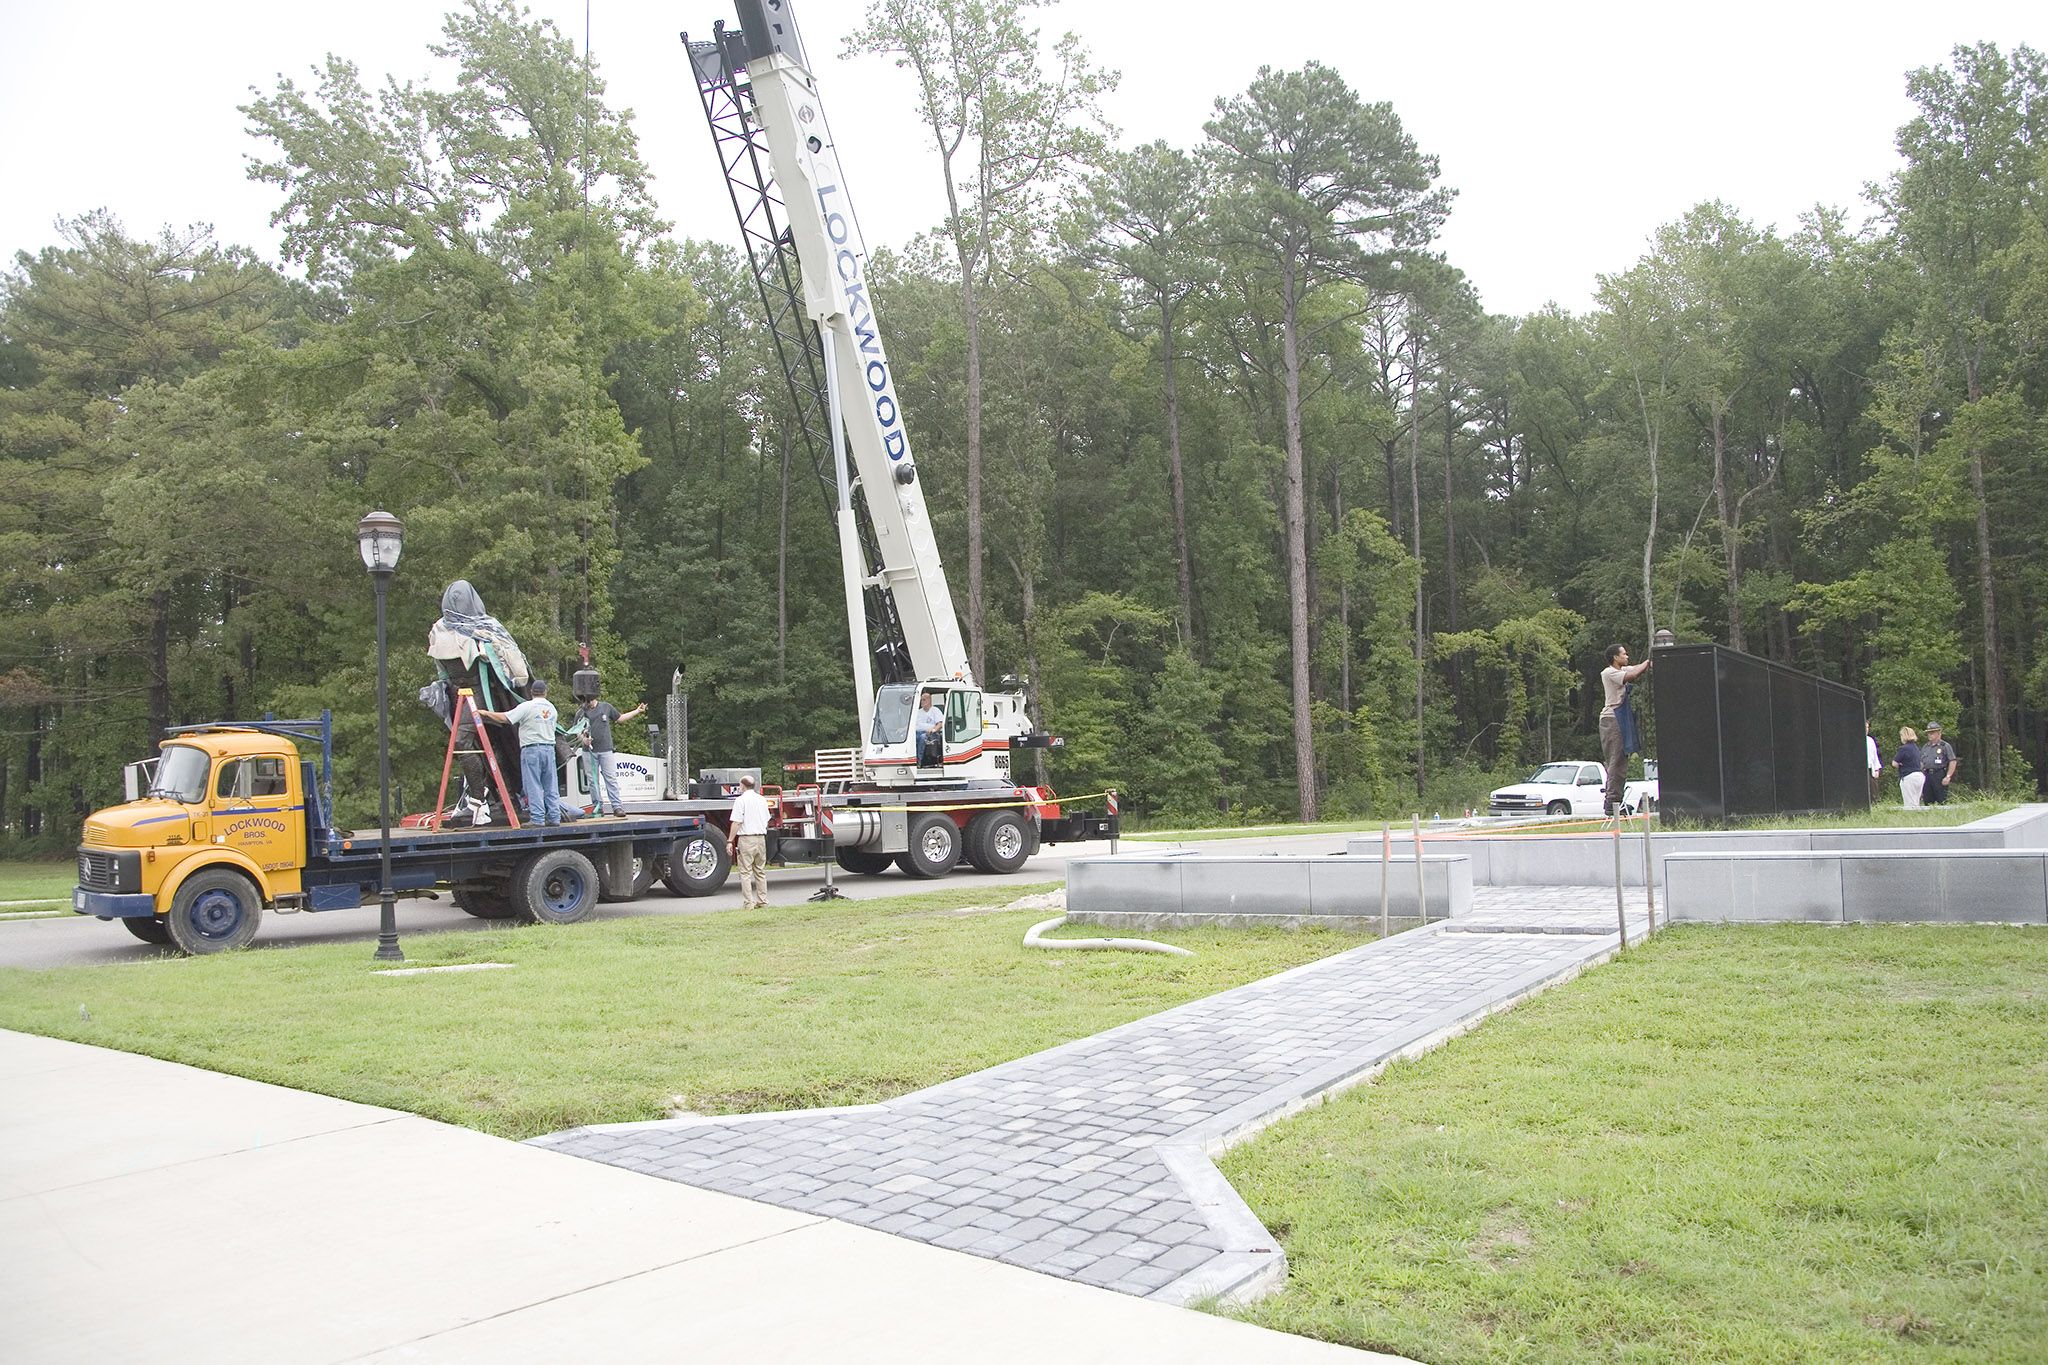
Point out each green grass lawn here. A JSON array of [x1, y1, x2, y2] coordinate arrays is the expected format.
[[1670, 796, 2018, 831], [0, 883, 1370, 1140], [0, 857, 74, 917], [0, 857, 75, 906], [1220, 924, 2048, 1364]]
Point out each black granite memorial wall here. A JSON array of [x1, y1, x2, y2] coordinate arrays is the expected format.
[[1651, 642, 1867, 822]]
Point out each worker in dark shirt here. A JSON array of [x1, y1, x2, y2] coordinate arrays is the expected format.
[[579, 695, 647, 818], [1920, 722, 1960, 805], [1894, 727, 1924, 808]]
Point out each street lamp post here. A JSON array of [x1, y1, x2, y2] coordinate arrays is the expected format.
[[357, 510, 405, 963]]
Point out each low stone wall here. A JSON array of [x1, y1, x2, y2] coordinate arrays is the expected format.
[[1065, 852, 1472, 930], [1663, 849, 2048, 924], [1341, 804, 2048, 887]]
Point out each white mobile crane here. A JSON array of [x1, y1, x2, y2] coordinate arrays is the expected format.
[[688, 0, 1034, 787], [577, 0, 1112, 882]]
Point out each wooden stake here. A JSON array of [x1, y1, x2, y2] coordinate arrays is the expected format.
[[1612, 814, 1628, 948], [1379, 822, 1391, 938], [1641, 810, 1658, 932], [1412, 814, 1427, 923]]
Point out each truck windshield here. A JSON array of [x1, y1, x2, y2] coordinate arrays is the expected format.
[[871, 685, 918, 745], [1527, 763, 1580, 785], [150, 745, 211, 803]]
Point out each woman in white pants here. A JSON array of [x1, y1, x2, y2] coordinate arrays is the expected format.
[[1895, 726, 1926, 808]]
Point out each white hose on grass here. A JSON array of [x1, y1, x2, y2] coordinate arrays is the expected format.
[[1023, 914, 1195, 957]]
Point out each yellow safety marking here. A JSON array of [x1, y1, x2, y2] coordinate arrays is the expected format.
[[789, 789, 1119, 815]]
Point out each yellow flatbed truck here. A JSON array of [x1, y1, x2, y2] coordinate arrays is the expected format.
[[72, 715, 724, 954]]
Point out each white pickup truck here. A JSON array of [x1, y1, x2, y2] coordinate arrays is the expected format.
[[1487, 758, 1659, 817]]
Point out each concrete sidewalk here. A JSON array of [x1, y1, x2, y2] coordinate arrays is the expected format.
[[0, 1030, 1399, 1364]]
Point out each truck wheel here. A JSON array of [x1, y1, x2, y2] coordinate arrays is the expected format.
[[165, 870, 263, 955], [661, 833, 730, 897], [512, 849, 600, 926], [834, 848, 894, 876], [598, 853, 656, 904], [896, 813, 961, 879], [453, 884, 518, 919], [965, 810, 1031, 874], [1545, 800, 1571, 816], [123, 916, 172, 945]]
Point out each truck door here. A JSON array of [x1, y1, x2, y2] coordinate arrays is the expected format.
[[945, 689, 983, 761], [212, 755, 304, 881]]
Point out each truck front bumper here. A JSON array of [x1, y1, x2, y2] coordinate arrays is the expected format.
[[73, 889, 158, 919]]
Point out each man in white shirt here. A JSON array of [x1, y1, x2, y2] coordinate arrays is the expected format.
[[1865, 720, 1884, 803], [1598, 644, 1652, 817], [726, 775, 772, 909], [914, 690, 947, 768]]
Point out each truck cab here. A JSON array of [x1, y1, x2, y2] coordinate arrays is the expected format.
[[862, 681, 1033, 787], [76, 727, 317, 951]]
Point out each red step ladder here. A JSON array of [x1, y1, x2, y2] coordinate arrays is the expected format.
[[430, 688, 522, 831]]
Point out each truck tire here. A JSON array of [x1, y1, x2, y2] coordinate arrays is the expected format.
[[1545, 800, 1571, 816], [453, 884, 518, 919], [896, 813, 961, 879], [123, 916, 172, 945], [661, 832, 730, 897], [165, 869, 263, 955], [511, 849, 600, 926], [965, 810, 1031, 874], [834, 847, 895, 876], [598, 852, 657, 904]]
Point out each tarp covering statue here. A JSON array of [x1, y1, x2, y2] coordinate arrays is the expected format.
[[419, 580, 534, 825]]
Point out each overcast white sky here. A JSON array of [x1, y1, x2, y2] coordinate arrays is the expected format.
[[1, 1, 2039, 316]]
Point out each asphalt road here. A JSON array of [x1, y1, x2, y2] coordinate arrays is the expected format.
[[0, 831, 1360, 971]]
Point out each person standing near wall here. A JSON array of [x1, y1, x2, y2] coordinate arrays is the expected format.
[[1599, 644, 1653, 817], [1895, 727, 1925, 808], [1866, 720, 1885, 803], [1920, 722, 1960, 805]]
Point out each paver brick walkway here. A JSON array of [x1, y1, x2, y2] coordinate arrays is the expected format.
[[535, 887, 1653, 1304]]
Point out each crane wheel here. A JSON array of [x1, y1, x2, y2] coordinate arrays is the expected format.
[[896, 813, 962, 878], [965, 810, 1031, 874]]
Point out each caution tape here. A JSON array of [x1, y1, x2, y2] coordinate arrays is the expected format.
[[785, 788, 1121, 816]]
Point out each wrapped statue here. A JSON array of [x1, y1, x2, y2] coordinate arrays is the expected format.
[[420, 580, 534, 825]]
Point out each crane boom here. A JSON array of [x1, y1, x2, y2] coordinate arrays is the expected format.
[[689, 0, 971, 706], [686, 0, 1059, 792]]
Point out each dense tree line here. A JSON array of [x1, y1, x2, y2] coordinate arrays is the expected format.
[[3, 0, 2043, 848]]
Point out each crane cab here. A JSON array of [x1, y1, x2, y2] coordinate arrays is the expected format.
[[863, 681, 1033, 787]]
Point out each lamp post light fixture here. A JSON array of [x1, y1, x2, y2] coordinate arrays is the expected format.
[[356, 510, 405, 963], [1653, 627, 1676, 649]]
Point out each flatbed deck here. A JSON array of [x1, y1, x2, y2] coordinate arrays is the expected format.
[[316, 811, 710, 868]]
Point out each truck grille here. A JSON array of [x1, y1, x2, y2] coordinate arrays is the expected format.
[[78, 849, 119, 890]]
